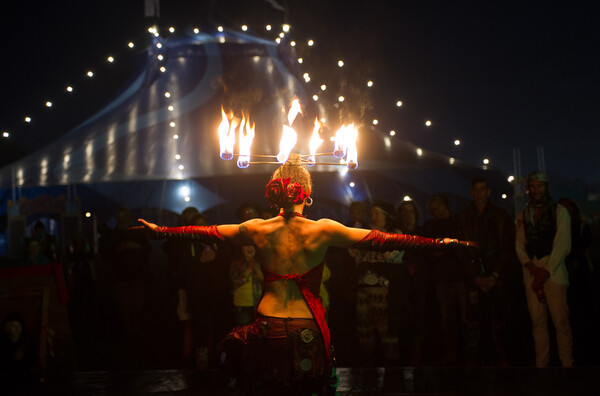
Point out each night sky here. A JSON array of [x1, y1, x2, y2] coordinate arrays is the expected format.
[[2, 1, 599, 185]]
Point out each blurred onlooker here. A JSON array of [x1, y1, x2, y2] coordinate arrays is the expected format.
[[66, 236, 96, 323], [231, 202, 264, 326], [558, 197, 594, 274], [421, 194, 469, 365], [261, 207, 277, 219], [515, 171, 573, 367], [558, 197, 593, 364], [458, 177, 514, 366], [104, 207, 151, 339], [397, 201, 420, 236], [161, 207, 200, 364], [230, 245, 263, 325], [21, 238, 50, 266], [0, 312, 38, 390], [236, 201, 261, 223], [396, 200, 428, 365], [347, 201, 367, 228], [33, 221, 59, 262], [179, 212, 229, 370], [163, 207, 200, 314], [324, 202, 360, 365], [350, 201, 404, 365]]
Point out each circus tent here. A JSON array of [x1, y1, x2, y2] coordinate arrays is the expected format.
[[0, 29, 511, 250]]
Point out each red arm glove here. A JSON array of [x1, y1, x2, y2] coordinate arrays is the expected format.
[[153, 225, 225, 243], [352, 230, 477, 251]]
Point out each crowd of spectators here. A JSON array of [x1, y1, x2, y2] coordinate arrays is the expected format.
[[4, 172, 600, 372]]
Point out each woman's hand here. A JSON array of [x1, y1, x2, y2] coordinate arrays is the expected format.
[[441, 238, 479, 248], [138, 218, 160, 231]]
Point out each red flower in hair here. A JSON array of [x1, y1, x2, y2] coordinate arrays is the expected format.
[[265, 178, 290, 208], [287, 182, 308, 204], [265, 178, 309, 208]]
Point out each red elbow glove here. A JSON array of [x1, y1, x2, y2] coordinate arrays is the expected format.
[[154, 225, 225, 243], [352, 230, 445, 251]]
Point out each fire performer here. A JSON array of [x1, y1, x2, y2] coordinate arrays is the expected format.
[[138, 162, 475, 395]]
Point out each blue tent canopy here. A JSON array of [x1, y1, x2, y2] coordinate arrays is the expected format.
[[0, 30, 511, 222]]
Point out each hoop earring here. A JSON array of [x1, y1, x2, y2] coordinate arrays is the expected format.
[[305, 197, 313, 207]]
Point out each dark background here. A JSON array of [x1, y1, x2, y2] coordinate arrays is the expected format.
[[1, 0, 599, 184]]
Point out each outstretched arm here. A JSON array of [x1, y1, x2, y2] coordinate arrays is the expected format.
[[137, 219, 250, 245], [352, 230, 475, 250], [320, 219, 476, 250]]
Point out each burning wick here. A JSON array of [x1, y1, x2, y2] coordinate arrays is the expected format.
[[237, 115, 255, 168], [218, 108, 235, 160], [345, 126, 358, 169], [333, 124, 358, 169]]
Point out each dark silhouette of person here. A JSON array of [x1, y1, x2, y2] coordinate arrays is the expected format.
[[105, 208, 151, 340], [422, 194, 469, 365], [21, 238, 50, 266], [33, 221, 59, 262], [458, 177, 514, 366], [0, 312, 38, 390]]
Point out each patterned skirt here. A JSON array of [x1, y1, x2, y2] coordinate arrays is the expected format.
[[221, 315, 336, 395]]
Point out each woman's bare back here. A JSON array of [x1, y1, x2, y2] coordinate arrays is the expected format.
[[242, 216, 331, 318], [138, 214, 371, 317]]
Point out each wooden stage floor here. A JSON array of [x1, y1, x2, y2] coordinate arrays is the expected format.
[[11, 366, 600, 395]]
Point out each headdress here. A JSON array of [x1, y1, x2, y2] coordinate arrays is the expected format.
[[265, 178, 309, 208]]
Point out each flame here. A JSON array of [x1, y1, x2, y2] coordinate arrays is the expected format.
[[332, 124, 358, 168], [307, 118, 323, 166], [333, 124, 349, 158], [277, 125, 297, 164], [287, 98, 302, 126], [237, 114, 255, 168], [218, 107, 235, 160], [277, 100, 302, 164], [345, 124, 358, 169], [218, 100, 358, 170]]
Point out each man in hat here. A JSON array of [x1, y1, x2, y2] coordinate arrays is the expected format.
[[515, 171, 573, 367]]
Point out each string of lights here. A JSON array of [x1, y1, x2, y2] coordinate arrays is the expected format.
[[0, 20, 516, 204]]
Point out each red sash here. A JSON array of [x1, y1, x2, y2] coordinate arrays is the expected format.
[[260, 262, 331, 359]]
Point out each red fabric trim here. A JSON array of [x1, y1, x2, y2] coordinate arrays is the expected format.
[[277, 212, 306, 218], [354, 229, 442, 249], [0, 262, 70, 305], [157, 224, 225, 240]]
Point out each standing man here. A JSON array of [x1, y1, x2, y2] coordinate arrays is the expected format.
[[515, 171, 573, 367], [422, 194, 469, 365], [459, 177, 514, 366]]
